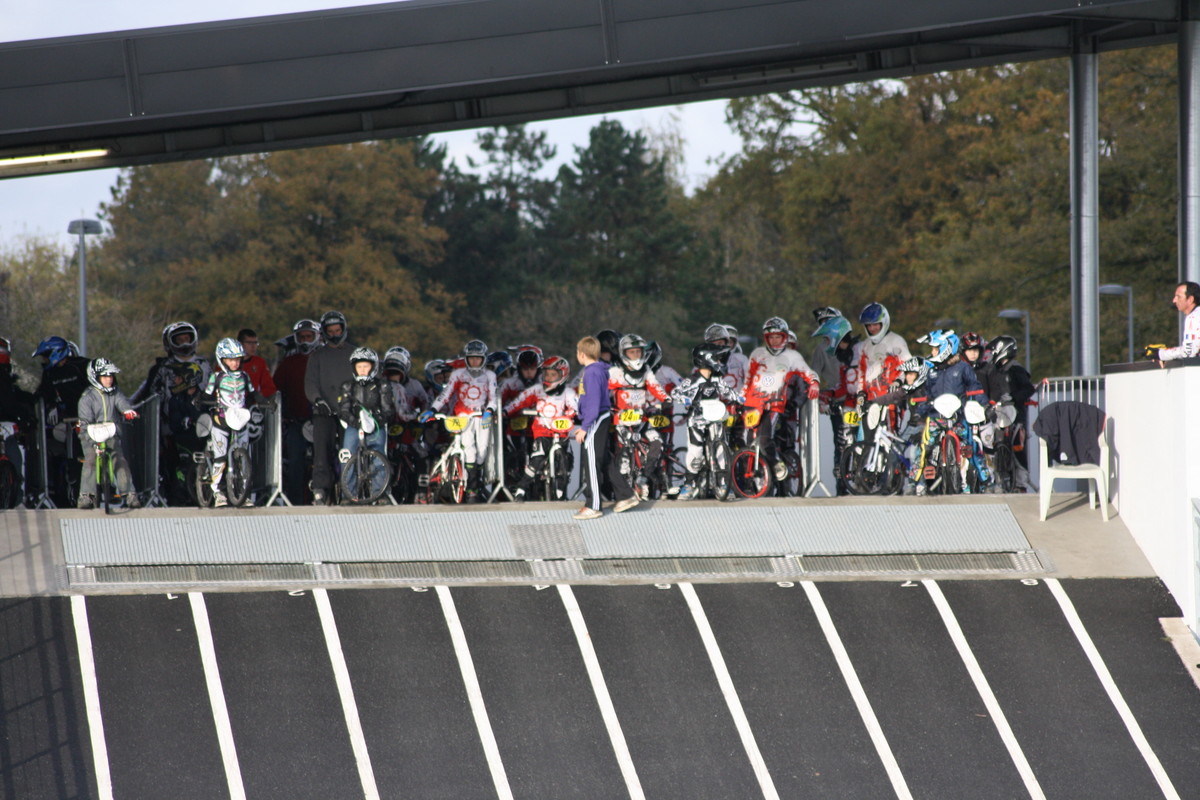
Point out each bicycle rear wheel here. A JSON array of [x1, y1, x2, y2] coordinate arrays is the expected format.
[[341, 448, 394, 505], [0, 459, 19, 509], [939, 438, 962, 495], [731, 448, 772, 499], [993, 443, 1016, 493], [226, 448, 253, 507], [441, 453, 467, 504]]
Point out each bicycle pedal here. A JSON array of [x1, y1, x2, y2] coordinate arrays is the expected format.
[[416, 474, 431, 487], [337, 448, 351, 463]]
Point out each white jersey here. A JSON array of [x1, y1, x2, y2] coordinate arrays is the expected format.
[[390, 376, 430, 422], [655, 365, 683, 394], [432, 367, 497, 416], [1161, 306, 1200, 361], [744, 347, 818, 409], [846, 331, 910, 396]]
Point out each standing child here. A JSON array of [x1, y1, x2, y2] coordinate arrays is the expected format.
[[573, 336, 611, 520], [420, 340, 497, 502], [76, 358, 140, 509], [201, 338, 262, 507], [337, 347, 397, 502]]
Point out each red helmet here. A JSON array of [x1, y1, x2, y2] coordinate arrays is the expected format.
[[514, 344, 544, 371], [540, 355, 570, 390], [962, 331, 985, 350]]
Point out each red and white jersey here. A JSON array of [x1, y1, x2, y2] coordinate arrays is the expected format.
[[504, 384, 579, 438], [499, 374, 537, 407], [390, 376, 430, 422], [845, 332, 910, 400], [724, 351, 750, 393], [744, 347, 818, 410], [655, 365, 683, 395], [432, 367, 497, 416], [608, 365, 668, 411]]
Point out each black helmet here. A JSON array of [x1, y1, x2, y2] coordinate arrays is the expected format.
[[988, 335, 1018, 365], [320, 310, 348, 346], [87, 357, 121, 394], [645, 340, 664, 373], [812, 306, 844, 325], [596, 330, 622, 361], [692, 343, 731, 376]]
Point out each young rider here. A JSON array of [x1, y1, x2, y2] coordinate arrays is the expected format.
[[703, 323, 749, 392], [200, 338, 263, 507], [504, 354, 578, 501], [670, 343, 743, 500], [846, 303, 911, 403], [76, 358, 140, 509], [337, 348, 396, 501], [744, 316, 820, 482], [920, 329, 985, 403], [420, 339, 498, 502], [607, 333, 670, 509]]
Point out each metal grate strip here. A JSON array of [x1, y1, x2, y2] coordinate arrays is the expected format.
[[508, 524, 588, 558]]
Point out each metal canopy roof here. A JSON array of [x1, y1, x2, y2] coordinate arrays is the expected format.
[[0, 0, 1180, 178]]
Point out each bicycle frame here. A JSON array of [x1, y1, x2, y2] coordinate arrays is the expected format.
[[423, 412, 482, 504]]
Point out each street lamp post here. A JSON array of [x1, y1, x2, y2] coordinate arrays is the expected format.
[[67, 219, 101, 357], [997, 309, 1031, 372], [1098, 283, 1134, 363]]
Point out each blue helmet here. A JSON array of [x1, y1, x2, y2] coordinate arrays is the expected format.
[[33, 336, 72, 368], [811, 315, 852, 354], [919, 329, 960, 365], [486, 350, 514, 378], [858, 302, 891, 344]]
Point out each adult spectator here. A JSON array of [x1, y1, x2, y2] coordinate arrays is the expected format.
[[304, 311, 355, 505], [1150, 281, 1200, 363], [237, 328, 278, 397], [274, 319, 320, 504]]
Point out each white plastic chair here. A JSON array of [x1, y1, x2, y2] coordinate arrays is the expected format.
[[1037, 418, 1110, 521]]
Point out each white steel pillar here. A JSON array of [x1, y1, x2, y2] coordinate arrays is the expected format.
[[1070, 29, 1101, 376]]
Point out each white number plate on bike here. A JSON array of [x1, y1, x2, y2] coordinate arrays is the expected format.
[[699, 399, 727, 423]]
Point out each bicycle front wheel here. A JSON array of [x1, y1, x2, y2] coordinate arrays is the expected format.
[[441, 453, 467, 504], [731, 448, 772, 499], [340, 448, 394, 505], [0, 459, 20, 509], [226, 448, 253, 507]]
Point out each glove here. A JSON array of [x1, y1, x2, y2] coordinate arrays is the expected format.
[[482, 410, 494, 428], [1144, 344, 1162, 361], [418, 409, 435, 424], [313, 398, 334, 416], [123, 410, 138, 421], [807, 383, 820, 400]]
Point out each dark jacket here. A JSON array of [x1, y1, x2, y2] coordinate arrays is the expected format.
[[35, 355, 90, 415], [337, 376, 396, 428], [928, 359, 985, 403], [1032, 401, 1105, 466], [304, 340, 356, 415]]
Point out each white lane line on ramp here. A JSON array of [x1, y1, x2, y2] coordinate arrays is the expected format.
[[801, 581, 913, 800], [557, 585, 645, 800], [314, 588, 380, 800], [436, 585, 514, 800], [680, 583, 779, 800], [189, 592, 247, 800], [922, 580, 1045, 799], [70, 596, 113, 800], [1046, 579, 1181, 800]]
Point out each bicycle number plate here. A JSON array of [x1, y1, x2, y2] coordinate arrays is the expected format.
[[88, 422, 118, 443], [551, 417, 573, 431], [843, 410, 861, 426], [225, 406, 252, 431], [444, 415, 470, 433], [699, 399, 727, 423], [743, 409, 761, 428], [510, 416, 530, 431], [0, 422, 17, 437], [649, 414, 671, 428], [923, 465, 938, 480], [617, 409, 642, 425]]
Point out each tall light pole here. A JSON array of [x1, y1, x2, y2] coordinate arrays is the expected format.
[[1099, 283, 1134, 363], [67, 219, 101, 357], [997, 309, 1031, 373]]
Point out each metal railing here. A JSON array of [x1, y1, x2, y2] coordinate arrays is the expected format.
[[1038, 374, 1106, 410]]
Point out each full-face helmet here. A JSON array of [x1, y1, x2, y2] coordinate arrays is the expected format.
[[692, 343, 731, 376], [513, 344, 544, 372], [596, 330, 622, 362], [320, 310, 348, 346], [987, 335, 1018, 366], [214, 337, 245, 372], [918, 329, 960, 365], [162, 322, 199, 359], [424, 359, 449, 393], [786, 330, 798, 350], [86, 357, 121, 394], [33, 336, 72, 368], [761, 316, 789, 356], [541, 355, 570, 391], [899, 357, 932, 393], [645, 340, 664, 373], [704, 323, 730, 345], [811, 315, 852, 354], [486, 350, 514, 379], [462, 340, 488, 377], [383, 346, 411, 379], [292, 319, 321, 355], [858, 303, 891, 345], [349, 347, 378, 383], [618, 333, 649, 374]]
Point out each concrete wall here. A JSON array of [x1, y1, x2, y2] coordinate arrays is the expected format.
[[1106, 365, 1200, 634]]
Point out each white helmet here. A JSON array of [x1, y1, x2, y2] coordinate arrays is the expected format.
[[349, 347, 379, 383], [86, 357, 120, 394], [858, 303, 891, 345], [462, 340, 488, 377], [214, 338, 245, 373]]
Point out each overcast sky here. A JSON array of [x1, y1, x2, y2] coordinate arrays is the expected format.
[[0, 0, 743, 246]]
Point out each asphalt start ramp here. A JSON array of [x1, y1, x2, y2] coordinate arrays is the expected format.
[[58, 502, 1047, 591]]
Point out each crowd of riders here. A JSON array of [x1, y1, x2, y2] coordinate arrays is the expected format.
[[0, 300, 1037, 509]]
